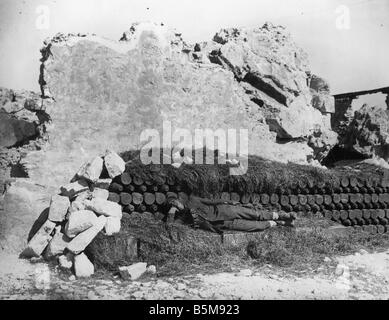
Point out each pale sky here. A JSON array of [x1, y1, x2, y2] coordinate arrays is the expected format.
[[0, 0, 388, 94]]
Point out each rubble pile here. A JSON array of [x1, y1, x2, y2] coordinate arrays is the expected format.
[[23, 150, 128, 278]]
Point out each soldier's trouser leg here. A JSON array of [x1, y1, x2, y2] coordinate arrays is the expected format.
[[223, 219, 272, 232], [215, 205, 261, 221]]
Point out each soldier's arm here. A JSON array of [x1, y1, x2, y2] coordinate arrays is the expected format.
[[198, 197, 235, 206]]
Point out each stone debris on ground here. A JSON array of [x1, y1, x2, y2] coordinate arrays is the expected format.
[[119, 262, 148, 281], [104, 216, 121, 236], [48, 195, 70, 222], [76, 156, 104, 183], [84, 198, 122, 218], [74, 253, 95, 278], [104, 150, 126, 178], [22, 220, 56, 258], [146, 265, 157, 275], [67, 215, 107, 254], [93, 179, 112, 190], [91, 188, 109, 200], [58, 253, 73, 269], [60, 180, 89, 199], [65, 210, 99, 238], [238, 269, 253, 277], [45, 227, 70, 258], [68, 199, 86, 214]]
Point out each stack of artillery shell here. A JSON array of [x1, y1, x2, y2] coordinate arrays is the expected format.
[[107, 171, 187, 220], [107, 171, 389, 234]]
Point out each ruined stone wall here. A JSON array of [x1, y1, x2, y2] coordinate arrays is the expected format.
[[18, 22, 336, 190]]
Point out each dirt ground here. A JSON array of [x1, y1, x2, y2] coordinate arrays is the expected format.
[[1, 249, 388, 300]]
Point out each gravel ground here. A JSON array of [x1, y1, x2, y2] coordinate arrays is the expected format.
[[1, 249, 389, 300]]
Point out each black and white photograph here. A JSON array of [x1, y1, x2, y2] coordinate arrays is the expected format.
[[0, 0, 389, 306]]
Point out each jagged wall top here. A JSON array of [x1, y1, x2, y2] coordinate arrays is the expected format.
[[212, 22, 310, 74]]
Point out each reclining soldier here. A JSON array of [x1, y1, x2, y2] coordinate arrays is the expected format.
[[166, 195, 281, 233]]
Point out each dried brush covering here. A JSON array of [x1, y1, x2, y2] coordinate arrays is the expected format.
[[86, 213, 232, 275], [86, 214, 389, 276], [120, 148, 387, 196]]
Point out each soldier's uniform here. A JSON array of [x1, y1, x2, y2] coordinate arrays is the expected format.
[[168, 195, 277, 233]]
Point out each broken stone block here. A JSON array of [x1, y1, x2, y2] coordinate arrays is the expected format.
[[146, 265, 157, 275], [104, 150, 125, 178], [74, 190, 92, 202], [67, 215, 107, 254], [74, 253, 94, 278], [60, 179, 89, 198], [65, 210, 98, 238], [119, 262, 147, 281], [23, 220, 56, 258], [92, 188, 109, 200], [93, 178, 112, 190], [48, 195, 70, 222], [45, 226, 71, 258], [84, 198, 122, 218], [238, 269, 253, 277], [58, 253, 74, 269], [104, 217, 121, 236], [68, 199, 86, 214], [76, 156, 104, 182]]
